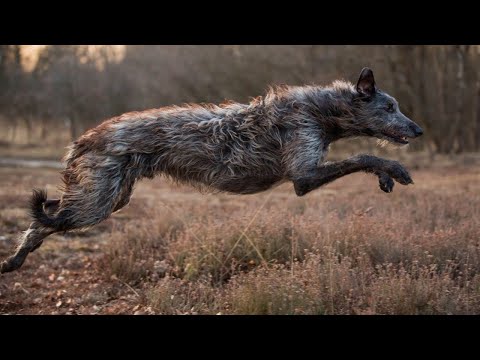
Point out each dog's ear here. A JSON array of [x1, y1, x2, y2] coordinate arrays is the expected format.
[[356, 67, 376, 97]]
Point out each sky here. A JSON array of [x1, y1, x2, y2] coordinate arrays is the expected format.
[[20, 45, 126, 71]]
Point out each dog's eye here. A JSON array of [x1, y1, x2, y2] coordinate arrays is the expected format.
[[385, 103, 395, 112]]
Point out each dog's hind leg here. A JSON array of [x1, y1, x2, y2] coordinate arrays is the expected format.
[[1, 155, 138, 274], [1, 194, 61, 273], [1, 224, 55, 273], [56, 154, 138, 227]]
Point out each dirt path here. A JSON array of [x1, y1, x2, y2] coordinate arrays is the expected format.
[[0, 157, 63, 169]]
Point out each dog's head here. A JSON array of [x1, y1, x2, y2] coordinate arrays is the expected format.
[[354, 67, 423, 145]]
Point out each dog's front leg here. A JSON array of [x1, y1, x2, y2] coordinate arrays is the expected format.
[[292, 154, 413, 196]]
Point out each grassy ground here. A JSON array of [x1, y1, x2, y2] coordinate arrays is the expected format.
[[0, 160, 479, 314]]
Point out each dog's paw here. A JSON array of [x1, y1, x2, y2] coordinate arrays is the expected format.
[[378, 173, 394, 193], [0, 256, 24, 274], [0, 259, 11, 274], [387, 162, 414, 185]]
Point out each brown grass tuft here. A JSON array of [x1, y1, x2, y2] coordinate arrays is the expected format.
[[1, 163, 479, 314]]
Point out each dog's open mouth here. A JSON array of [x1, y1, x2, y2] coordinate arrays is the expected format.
[[381, 132, 411, 145]]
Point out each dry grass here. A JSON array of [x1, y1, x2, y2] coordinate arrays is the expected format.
[[100, 162, 480, 314], [0, 159, 479, 314]]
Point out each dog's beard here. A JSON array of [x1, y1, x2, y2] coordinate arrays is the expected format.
[[376, 138, 409, 149]]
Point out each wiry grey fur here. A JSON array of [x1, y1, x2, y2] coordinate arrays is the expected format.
[[1, 67, 423, 273]]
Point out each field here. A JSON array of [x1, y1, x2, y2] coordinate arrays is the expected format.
[[0, 156, 479, 315]]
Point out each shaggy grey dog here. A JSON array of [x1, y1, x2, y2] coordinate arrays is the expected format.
[[1, 67, 423, 273]]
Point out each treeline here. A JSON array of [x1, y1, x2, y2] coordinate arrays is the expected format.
[[0, 45, 479, 153]]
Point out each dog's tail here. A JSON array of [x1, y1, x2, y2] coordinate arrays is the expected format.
[[29, 189, 69, 231]]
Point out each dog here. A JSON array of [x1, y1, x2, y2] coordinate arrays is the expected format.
[[0, 67, 423, 273]]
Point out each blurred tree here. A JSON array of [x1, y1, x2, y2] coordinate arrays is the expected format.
[[0, 45, 479, 153]]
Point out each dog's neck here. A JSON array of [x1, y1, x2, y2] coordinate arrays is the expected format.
[[273, 83, 362, 141]]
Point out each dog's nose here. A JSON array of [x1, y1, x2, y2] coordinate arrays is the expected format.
[[410, 123, 424, 137], [414, 127, 424, 137]]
